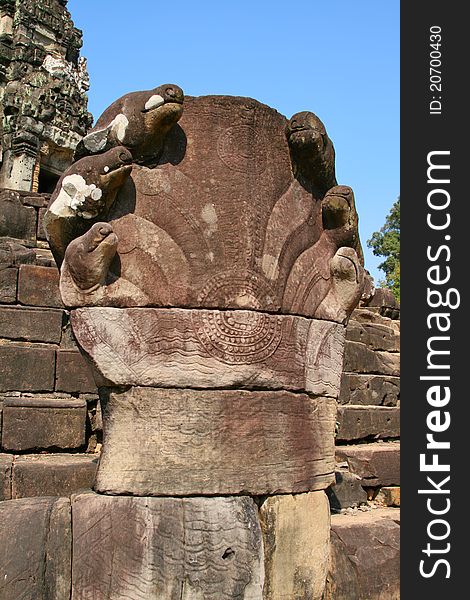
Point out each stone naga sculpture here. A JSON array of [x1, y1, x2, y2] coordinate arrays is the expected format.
[[47, 96, 364, 319], [45, 84, 365, 599]]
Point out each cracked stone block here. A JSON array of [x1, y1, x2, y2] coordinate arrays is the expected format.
[[0, 496, 71, 600], [59, 320, 81, 349], [12, 454, 98, 498], [0, 191, 37, 243], [324, 509, 400, 600], [18, 264, 63, 307], [260, 491, 330, 600], [0, 306, 64, 343], [96, 386, 336, 496], [338, 373, 400, 406], [0, 453, 13, 500], [346, 319, 400, 352], [335, 442, 400, 487], [351, 308, 400, 330], [37, 206, 48, 240], [55, 349, 98, 394], [0, 239, 36, 265], [22, 194, 50, 209], [336, 406, 400, 441], [343, 341, 400, 376], [0, 267, 18, 303], [0, 344, 56, 392], [71, 492, 264, 600], [1, 397, 86, 451]]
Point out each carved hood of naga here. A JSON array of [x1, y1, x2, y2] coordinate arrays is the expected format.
[[45, 88, 364, 323]]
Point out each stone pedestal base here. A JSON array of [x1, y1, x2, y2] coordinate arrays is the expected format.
[[72, 492, 264, 600], [95, 386, 336, 496], [0, 491, 332, 600], [71, 491, 330, 600]]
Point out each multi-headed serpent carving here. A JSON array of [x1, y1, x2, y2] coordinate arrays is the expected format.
[[46, 89, 364, 325]]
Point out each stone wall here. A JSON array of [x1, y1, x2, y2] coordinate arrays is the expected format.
[[331, 295, 400, 511], [324, 294, 400, 599], [0, 189, 99, 501]]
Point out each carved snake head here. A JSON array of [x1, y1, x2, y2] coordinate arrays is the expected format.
[[322, 185, 363, 264], [64, 222, 118, 291], [329, 246, 365, 321], [75, 84, 184, 166], [286, 111, 336, 191], [287, 111, 330, 154], [47, 146, 132, 221]]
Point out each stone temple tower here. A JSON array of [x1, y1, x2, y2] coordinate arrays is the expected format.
[[0, 0, 91, 193]]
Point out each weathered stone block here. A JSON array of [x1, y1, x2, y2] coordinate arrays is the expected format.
[[71, 308, 345, 396], [0, 267, 18, 303], [0, 305, 63, 343], [96, 386, 336, 496], [376, 486, 401, 507], [23, 194, 50, 209], [326, 470, 368, 511], [0, 190, 37, 242], [0, 344, 55, 392], [346, 320, 400, 352], [0, 453, 13, 500], [18, 264, 63, 307], [1, 397, 86, 450], [260, 492, 330, 600], [0, 496, 71, 600], [324, 509, 400, 600], [352, 308, 400, 330], [381, 307, 400, 319], [367, 287, 399, 310], [71, 492, 264, 600], [37, 206, 48, 240], [0, 239, 36, 266], [335, 442, 400, 487], [336, 406, 400, 441], [34, 248, 56, 267], [55, 349, 97, 394], [338, 373, 400, 406], [343, 341, 400, 376], [12, 454, 97, 499]]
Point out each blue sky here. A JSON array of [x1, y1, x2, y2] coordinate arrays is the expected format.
[[68, 0, 399, 283]]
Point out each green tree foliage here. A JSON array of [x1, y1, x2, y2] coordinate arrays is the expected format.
[[367, 198, 400, 300]]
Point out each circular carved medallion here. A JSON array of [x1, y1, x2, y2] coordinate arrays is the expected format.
[[193, 309, 282, 365], [194, 270, 282, 364], [197, 270, 280, 311], [217, 125, 267, 174]]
